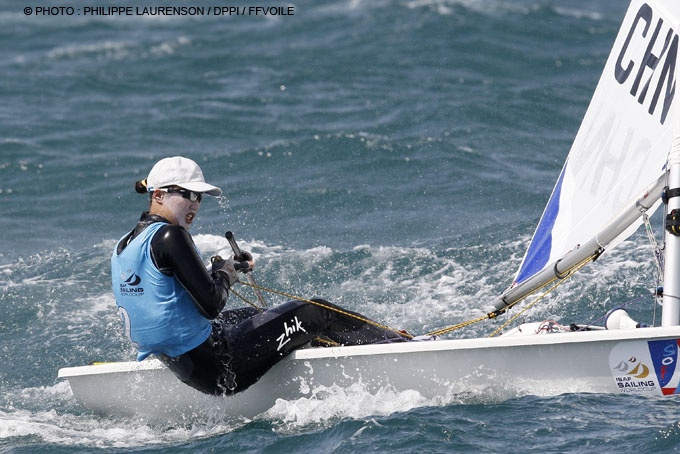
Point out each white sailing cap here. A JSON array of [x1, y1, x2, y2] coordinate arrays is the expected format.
[[146, 156, 222, 196]]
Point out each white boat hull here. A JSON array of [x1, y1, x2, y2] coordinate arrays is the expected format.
[[58, 326, 680, 421]]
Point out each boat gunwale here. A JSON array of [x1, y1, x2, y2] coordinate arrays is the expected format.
[[57, 325, 680, 378]]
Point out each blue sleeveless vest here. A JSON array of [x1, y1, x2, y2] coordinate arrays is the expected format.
[[111, 222, 211, 360]]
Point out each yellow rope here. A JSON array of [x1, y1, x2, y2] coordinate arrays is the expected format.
[[487, 254, 595, 337], [236, 280, 414, 339], [425, 252, 598, 337], [230, 284, 342, 346], [229, 251, 597, 342], [229, 287, 264, 312], [314, 337, 341, 346], [425, 314, 491, 337]]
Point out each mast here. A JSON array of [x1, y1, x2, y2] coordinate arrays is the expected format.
[[663, 138, 680, 326]]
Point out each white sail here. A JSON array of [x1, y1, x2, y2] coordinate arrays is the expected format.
[[510, 0, 680, 297]]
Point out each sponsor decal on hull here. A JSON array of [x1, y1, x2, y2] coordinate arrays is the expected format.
[[609, 338, 680, 396], [648, 338, 680, 395], [609, 341, 658, 394]]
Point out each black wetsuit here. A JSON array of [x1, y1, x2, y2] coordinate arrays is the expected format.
[[118, 212, 408, 395]]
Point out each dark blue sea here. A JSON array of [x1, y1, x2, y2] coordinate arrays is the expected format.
[[2, 0, 680, 452]]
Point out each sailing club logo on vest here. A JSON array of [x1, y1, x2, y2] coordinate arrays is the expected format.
[[614, 2, 678, 125], [120, 270, 144, 296]]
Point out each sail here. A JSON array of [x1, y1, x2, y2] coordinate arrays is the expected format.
[[513, 0, 680, 288]]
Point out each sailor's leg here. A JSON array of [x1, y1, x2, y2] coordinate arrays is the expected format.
[[215, 306, 260, 325], [307, 298, 408, 346], [218, 300, 324, 392], [224, 299, 408, 393], [163, 300, 409, 396]]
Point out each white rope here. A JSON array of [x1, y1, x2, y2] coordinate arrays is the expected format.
[[643, 210, 664, 282]]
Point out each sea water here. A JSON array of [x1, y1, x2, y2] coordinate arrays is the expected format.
[[2, 0, 680, 452]]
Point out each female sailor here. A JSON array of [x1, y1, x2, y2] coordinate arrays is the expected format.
[[111, 156, 407, 395]]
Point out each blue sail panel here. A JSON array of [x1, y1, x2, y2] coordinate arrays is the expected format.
[[515, 167, 566, 285]]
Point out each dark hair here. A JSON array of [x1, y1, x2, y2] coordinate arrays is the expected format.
[[135, 179, 148, 194]]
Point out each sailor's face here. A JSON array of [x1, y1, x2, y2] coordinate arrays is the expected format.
[[162, 191, 200, 230]]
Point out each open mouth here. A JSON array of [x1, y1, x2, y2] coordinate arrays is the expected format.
[[186, 213, 195, 224]]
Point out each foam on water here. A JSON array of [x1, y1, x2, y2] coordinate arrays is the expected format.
[[189, 233, 508, 335], [264, 382, 433, 431], [260, 369, 612, 434], [0, 380, 503, 449], [0, 386, 238, 449], [402, 0, 604, 19], [0, 376, 250, 449], [45, 36, 192, 62]]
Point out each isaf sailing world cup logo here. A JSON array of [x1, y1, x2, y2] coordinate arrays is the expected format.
[[119, 270, 144, 296], [612, 356, 650, 378], [609, 340, 659, 394], [611, 355, 656, 392]]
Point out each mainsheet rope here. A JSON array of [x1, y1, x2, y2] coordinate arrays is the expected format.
[[423, 252, 598, 338], [231, 252, 599, 341], [234, 281, 413, 340], [486, 254, 597, 337]]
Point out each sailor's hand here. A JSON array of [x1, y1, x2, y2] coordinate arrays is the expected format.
[[233, 250, 254, 273], [211, 255, 239, 287]]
